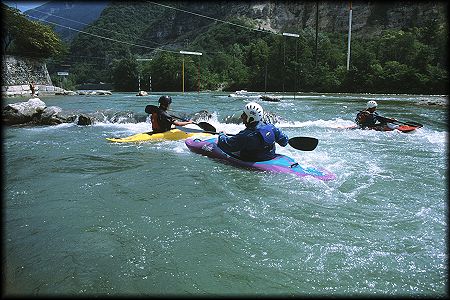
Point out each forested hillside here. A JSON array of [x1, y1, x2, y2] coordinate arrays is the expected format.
[[2, 3, 65, 58], [42, 1, 449, 94]]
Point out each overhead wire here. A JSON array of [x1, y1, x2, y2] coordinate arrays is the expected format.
[[146, 1, 279, 36], [26, 14, 180, 54], [30, 8, 169, 48], [25, 2, 282, 58]]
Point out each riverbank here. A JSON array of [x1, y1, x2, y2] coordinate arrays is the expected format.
[[1, 84, 65, 97], [1, 84, 113, 97]]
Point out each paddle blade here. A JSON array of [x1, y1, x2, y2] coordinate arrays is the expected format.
[[196, 122, 216, 132], [288, 137, 319, 151], [380, 116, 424, 128], [145, 105, 158, 114], [402, 121, 423, 128]]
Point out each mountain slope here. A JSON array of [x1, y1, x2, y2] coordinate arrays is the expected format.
[[68, 1, 446, 58], [25, 1, 109, 42]]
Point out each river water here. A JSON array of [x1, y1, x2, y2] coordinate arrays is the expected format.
[[3, 92, 447, 296]]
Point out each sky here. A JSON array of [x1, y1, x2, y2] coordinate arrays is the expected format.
[[3, 1, 48, 12]]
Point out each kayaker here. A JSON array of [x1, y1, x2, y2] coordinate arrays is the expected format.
[[355, 100, 398, 130], [217, 102, 289, 161], [150, 95, 193, 133]]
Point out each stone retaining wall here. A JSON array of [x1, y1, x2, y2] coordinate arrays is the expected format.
[[1, 54, 65, 97], [2, 55, 52, 85]]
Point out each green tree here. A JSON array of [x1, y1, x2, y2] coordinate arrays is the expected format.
[[379, 61, 417, 93], [247, 39, 270, 90], [2, 4, 66, 58], [111, 56, 139, 91], [151, 52, 182, 92], [213, 44, 250, 91]]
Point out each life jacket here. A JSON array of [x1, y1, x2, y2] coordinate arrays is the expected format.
[[151, 111, 161, 132], [355, 110, 367, 127], [256, 123, 275, 147], [355, 110, 378, 128], [218, 122, 279, 162], [151, 107, 172, 133]]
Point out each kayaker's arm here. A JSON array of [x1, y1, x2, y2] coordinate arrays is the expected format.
[[217, 132, 245, 153], [173, 119, 193, 126], [376, 115, 397, 123], [273, 126, 289, 147]]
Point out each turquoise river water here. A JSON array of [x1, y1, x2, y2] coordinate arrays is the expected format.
[[2, 92, 447, 296]]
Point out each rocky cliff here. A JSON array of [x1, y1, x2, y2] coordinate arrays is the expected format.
[[144, 1, 447, 44], [239, 1, 446, 34]]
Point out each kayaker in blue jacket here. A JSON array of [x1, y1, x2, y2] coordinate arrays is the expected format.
[[218, 102, 289, 161], [150, 96, 193, 133], [355, 100, 397, 130]]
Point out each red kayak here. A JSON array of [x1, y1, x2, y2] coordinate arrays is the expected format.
[[385, 125, 418, 133], [337, 124, 419, 132]]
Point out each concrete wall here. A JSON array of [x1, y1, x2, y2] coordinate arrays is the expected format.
[[1, 55, 65, 97]]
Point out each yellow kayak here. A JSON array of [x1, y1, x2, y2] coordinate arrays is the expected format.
[[106, 128, 212, 143]]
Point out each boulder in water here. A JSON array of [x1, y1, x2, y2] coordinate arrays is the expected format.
[[136, 91, 148, 96], [39, 106, 65, 125], [260, 95, 280, 102], [77, 115, 92, 125], [192, 110, 212, 122], [2, 98, 46, 125]]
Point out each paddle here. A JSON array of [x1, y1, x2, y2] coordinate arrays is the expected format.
[[287, 137, 319, 151], [181, 128, 318, 151], [392, 120, 423, 128], [145, 105, 216, 132], [377, 115, 423, 128]]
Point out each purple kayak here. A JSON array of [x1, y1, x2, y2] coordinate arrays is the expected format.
[[185, 137, 335, 181]]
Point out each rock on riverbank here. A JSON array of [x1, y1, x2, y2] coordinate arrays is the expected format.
[[2, 98, 92, 126]]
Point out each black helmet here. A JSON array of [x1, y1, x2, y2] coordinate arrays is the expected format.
[[158, 95, 172, 107]]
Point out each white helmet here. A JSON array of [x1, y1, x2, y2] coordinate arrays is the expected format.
[[367, 100, 378, 108], [243, 102, 264, 123]]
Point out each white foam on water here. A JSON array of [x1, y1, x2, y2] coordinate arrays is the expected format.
[[25, 122, 76, 132], [275, 118, 357, 129], [94, 120, 152, 135]]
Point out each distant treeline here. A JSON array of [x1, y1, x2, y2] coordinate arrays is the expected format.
[[65, 18, 448, 95], [193, 20, 449, 95], [3, 4, 447, 94]]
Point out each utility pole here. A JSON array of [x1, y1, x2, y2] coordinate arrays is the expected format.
[[197, 61, 201, 94], [347, 1, 353, 70], [315, 1, 319, 67], [283, 37, 285, 94], [264, 63, 268, 94], [179, 51, 202, 93]]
